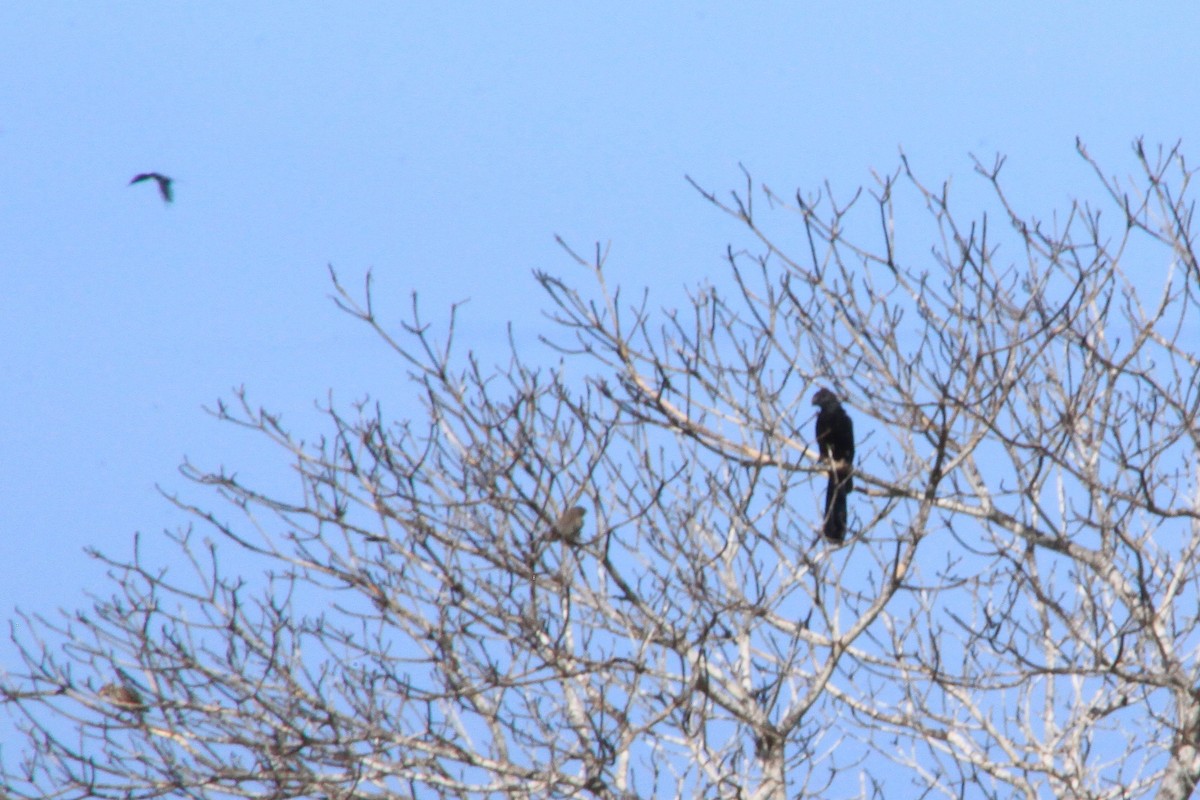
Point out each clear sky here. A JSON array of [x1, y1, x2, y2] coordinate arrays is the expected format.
[[2, 1, 1198, 747]]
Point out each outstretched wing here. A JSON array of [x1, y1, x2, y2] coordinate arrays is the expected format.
[[130, 172, 173, 203]]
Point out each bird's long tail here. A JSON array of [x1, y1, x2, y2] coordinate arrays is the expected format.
[[823, 470, 852, 542]]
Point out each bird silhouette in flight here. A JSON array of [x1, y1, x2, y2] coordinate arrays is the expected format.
[[129, 172, 173, 203], [812, 387, 855, 542]]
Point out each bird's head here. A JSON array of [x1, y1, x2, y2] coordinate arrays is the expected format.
[[812, 387, 840, 408]]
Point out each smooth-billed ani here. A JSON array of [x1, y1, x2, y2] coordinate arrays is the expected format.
[[812, 387, 854, 542]]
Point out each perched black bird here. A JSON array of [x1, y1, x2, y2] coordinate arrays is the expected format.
[[129, 172, 173, 203], [813, 387, 855, 542], [550, 506, 587, 543]]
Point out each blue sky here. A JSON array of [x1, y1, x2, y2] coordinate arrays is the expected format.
[[2, 0, 1198, 747]]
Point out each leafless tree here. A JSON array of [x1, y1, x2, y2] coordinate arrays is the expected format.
[[5, 140, 1200, 799]]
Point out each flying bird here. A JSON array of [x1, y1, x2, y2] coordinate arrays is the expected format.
[[129, 172, 173, 203], [550, 506, 587, 543], [812, 387, 855, 542]]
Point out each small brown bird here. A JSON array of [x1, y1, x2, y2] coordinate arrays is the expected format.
[[129, 172, 173, 203], [99, 682, 148, 713], [550, 506, 587, 542]]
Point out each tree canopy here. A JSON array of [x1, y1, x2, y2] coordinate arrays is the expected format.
[[5, 141, 1200, 800]]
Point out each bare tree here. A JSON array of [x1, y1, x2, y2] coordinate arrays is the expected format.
[[4, 141, 1200, 799]]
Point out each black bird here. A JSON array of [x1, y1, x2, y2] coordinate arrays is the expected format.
[[813, 387, 855, 542], [550, 506, 587, 543], [129, 172, 173, 203]]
